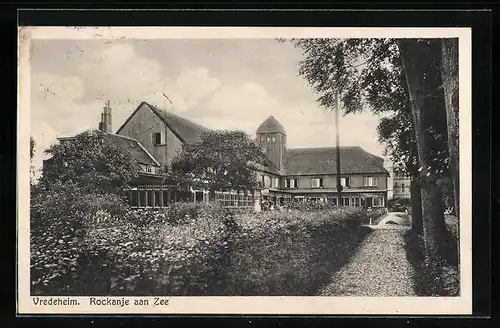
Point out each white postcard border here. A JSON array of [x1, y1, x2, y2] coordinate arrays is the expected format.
[[17, 26, 473, 315]]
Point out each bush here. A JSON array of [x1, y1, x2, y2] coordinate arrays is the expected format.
[[31, 202, 376, 296], [30, 181, 130, 295], [387, 198, 411, 212], [225, 207, 372, 295]]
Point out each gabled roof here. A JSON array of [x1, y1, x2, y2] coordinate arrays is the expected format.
[[256, 115, 286, 135], [147, 102, 211, 144], [117, 101, 211, 144], [58, 129, 160, 167], [283, 146, 389, 176]]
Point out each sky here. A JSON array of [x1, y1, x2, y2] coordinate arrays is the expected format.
[[30, 38, 388, 177]]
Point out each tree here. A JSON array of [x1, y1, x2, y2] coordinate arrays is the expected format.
[[286, 38, 454, 295], [167, 130, 269, 200], [440, 38, 460, 220], [40, 133, 139, 195], [397, 39, 451, 294]]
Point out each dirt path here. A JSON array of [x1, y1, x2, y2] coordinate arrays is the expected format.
[[319, 228, 416, 296]]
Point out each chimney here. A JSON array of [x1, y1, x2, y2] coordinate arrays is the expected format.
[[98, 100, 113, 133]]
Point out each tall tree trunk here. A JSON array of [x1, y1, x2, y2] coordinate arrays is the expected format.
[[398, 39, 449, 295], [410, 177, 423, 234], [440, 38, 460, 221]]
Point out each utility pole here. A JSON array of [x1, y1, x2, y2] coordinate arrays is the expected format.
[[335, 90, 343, 206]]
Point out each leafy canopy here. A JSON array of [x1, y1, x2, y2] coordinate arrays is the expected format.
[[286, 38, 449, 177], [40, 133, 139, 194], [167, 130, 269, 193]]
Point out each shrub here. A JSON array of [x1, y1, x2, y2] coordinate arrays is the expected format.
[[32, 202, 376, 296], [30, 181, 130, 295], [224, 207, 373, 295]]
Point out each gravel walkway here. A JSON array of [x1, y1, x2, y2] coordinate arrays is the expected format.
[[319, 228, 416, 296]]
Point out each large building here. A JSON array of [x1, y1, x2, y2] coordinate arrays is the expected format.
[[54, 101, 389, 209], [254, 116, 389, 207]]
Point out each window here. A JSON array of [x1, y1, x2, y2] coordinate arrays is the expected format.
[[340, 177, 350, 187], [373, 197, 382, 207], [342, 198, 350, 206], [271, 134, 276, 142], [286, 178, 299, 189], [310, 178, 323, 188], [146, 165, 152, 173], [152, 132, 162, 145], [260, 134, 266, 142], [363, 176, 378, 187], [263, 175, 271, 188], [351, 198, 357, 207], [272, 177, 279, 188], [266, 134, 271, 142]]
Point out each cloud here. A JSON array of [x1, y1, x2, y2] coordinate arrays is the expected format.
[[29, 40, 386, 180]]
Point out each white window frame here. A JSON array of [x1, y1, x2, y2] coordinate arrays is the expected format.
[[363, 176, 378, 187], [272, 177, 279, 188], [152, 132, 163, 146], [263, 175, 271, 188], [340, 177, 350, 187], [310, 178, 322, 188], [287, 178, 298, 189]]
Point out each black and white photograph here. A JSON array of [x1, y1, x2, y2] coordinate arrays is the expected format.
[[18, 26, 472, 315]]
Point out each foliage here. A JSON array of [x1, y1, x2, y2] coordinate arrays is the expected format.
[[404, 227, 459, 297], [31, 205, 377, 296], [30, 181, 130, 294], [40, 133, 139, 195], [167, 130, 269, 194], [387, 198, 411, 212], [286, 38, 450, 179]]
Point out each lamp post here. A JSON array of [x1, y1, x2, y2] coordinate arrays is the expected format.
[[335, 90, 343, 206]]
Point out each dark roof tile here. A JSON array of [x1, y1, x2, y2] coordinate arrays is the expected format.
[[283, 146, 389, 175], [59, 129, 160, 166], [256, 115, 286, 135], [146, 102, 211, 144]]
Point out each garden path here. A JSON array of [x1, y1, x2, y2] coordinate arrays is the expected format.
[[318, 228, 416, 296]]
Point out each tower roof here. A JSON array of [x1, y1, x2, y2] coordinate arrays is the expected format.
[[256, 115, 286, 135]]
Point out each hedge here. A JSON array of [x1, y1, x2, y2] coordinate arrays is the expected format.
[[31, 198, 377, 296]]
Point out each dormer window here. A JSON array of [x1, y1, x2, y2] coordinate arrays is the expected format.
[[146, 165, 152, 173], [260, 134, 266, 142], [152, 132, 162, 146]]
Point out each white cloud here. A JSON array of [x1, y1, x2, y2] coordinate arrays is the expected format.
[[29, 40, 387, 180]]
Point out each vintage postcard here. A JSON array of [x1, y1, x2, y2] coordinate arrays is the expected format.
[[18, 26, 472, 315]]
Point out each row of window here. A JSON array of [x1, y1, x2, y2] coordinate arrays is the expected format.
[[260, 175, 379, 189], [306, 197, 384, 207], [259, 133, 281, 143], [215, 192, 255, 208]]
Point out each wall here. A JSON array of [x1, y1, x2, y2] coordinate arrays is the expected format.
[[118, 103, 182, 167], [257, 132, 286, 171], [165, 127, 183, 167]]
